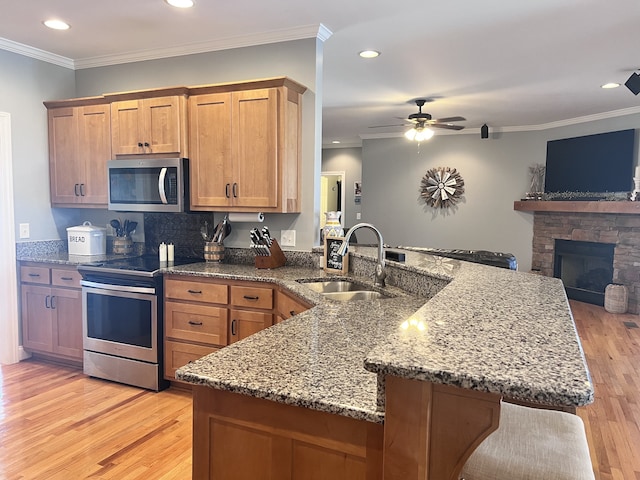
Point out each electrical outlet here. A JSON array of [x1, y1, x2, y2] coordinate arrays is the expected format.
[[281, 230, 296, 247], [19, 223, 30, 239], [356, 213, 361, 220]]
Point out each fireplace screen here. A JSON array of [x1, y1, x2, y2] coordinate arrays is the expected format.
[[553, 239, 615, 305]]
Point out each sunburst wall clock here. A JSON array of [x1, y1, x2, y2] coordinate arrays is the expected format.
[[420, 167, 465, 208]]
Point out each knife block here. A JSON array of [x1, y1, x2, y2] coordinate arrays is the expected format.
[[255, 239, 287, 269]]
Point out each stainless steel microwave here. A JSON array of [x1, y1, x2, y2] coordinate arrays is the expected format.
[[107, 158, 189, 212]]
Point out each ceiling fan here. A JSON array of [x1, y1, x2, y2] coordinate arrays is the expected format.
[[369, 99, 466, 140]]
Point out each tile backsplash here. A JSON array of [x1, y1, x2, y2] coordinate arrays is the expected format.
[[144, 212, 214, 258]]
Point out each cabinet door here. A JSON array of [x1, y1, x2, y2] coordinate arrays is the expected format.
[[232, 88, 278, 208], [111, 100, 145, 155], [77, 104, 110, 205], [165, 340, 219, 380], [189, 93, 234, 209], [277, 289, 311, 323], [48, 107, 81, 205], [51, 287, 83, 359], [229, 309, 272, 344], [22, 285, 54, 352], [146, 96, 182, 154]]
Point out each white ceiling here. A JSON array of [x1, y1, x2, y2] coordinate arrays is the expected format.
[[2, 0, 640, 147]]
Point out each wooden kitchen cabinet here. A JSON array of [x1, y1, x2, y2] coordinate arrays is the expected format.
[[276, 287, 312, 324], [45, 99, 111, 207], [110, 94, 187, 157], [189, 77, 306, 212], [20, 263, 83, 363], [164, 275, 277, 381]]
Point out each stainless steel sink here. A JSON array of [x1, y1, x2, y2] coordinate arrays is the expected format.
[[320, 290, 386, 301], [298, 280, 390, 301], [302, 280, 370, 294]]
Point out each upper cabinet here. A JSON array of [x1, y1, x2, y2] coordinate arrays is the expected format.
[[189, 77, 306, 213], [44, 77, 306, 211], [107, 88, 188, 157], [45, 98, 111, 208]]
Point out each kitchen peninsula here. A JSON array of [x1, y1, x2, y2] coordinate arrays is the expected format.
[[175, 246, 594, 480]]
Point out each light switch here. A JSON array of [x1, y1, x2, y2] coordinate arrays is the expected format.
[[19, 223, 30, 239], [281, 230, 296, 247], [356, 213, 361, 220]]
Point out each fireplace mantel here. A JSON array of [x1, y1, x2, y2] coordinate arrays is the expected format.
[[514, 200, 640, 215]]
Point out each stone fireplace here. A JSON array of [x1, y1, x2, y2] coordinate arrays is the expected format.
[[528, 209, 640, 314]]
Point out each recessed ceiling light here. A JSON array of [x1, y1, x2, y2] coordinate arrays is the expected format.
[[165, 0, 194, 7], [43, 19, 70, 30], [332, 140, 341, 144], [359, 50, 380, 59], [601, 82, 620, 89]]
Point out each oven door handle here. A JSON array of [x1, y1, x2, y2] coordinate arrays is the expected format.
[[158, 167, 168, 205], [81, 280, 156, 295]]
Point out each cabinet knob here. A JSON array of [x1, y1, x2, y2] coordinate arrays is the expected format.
[[138, 142, 144, 148], [144, 142, 150, 147], [290, 310, 296, 317]]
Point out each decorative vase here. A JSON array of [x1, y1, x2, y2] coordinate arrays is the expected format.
[[323, 211, 344, 239], [604, 283, 628, 314]]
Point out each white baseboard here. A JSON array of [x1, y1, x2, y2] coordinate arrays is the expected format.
[[19, 346, 31, 361]]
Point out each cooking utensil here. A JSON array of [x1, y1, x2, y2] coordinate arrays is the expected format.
[[126, 221, 138, 236], [110, 219, 122, 237], [261, 226, 272, 247]]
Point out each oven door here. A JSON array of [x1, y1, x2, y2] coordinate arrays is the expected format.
[[82, 280, 158, 364]]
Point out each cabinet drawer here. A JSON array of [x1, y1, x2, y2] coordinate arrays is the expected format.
[[165, 278, 228, 304], [165, 340, 219, 380], [51, 268, 82, 288], [277, 291, 311, 320], [165, 301, 228, 346], [230, 285, 273, 310], [20, 266, 51, 285]]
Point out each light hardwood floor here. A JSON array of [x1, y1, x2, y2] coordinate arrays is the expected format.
[[0, 300, 638, 479]]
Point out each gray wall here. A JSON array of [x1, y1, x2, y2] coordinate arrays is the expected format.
[[0, 49, 75, 241], [6, 38, 322, 252], [321, 147, 362, 229], [358, 113, 640, 272]]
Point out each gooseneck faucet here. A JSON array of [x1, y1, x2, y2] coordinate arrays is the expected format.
[[337, 223, 387, 287]]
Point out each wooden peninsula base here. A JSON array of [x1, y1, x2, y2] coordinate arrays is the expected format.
[[192, 376, 502, 480]]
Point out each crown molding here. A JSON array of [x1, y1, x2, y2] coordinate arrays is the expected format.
[[75, 23, 332, 69], [0, 37, 74, 69]]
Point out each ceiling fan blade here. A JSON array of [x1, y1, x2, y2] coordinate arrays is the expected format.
[[434, 116, 466, 123], [431, 123, 465, 131], [368, 123, 409, 129]]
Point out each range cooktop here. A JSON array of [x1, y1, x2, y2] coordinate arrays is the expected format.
[[78, 254, 201, 278]]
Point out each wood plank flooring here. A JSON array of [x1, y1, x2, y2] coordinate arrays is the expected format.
[[572, 300, 640, 480], [0, 363, 192, 479], [0, 300, 638, 479]]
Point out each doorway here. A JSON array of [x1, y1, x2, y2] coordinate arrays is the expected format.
[[0, 112, 20, 364], [320, 171, 346, 229]]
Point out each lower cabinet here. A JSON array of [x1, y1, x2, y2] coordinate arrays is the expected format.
[[20, 263, 83, 363], [164, 276, 278, 381], [276, 287, 313, 324]]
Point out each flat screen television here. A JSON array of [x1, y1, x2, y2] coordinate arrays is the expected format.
[[544, 129, 636, 194]]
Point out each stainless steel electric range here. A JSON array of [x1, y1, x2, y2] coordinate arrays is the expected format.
[[78, 255, 200, 391]]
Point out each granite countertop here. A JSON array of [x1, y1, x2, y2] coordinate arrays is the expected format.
[[174, 247, 594, 424], [17, 251, 126, 265]]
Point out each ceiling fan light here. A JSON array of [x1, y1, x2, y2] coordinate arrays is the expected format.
[[414, 127, 434, 142], [404, 128, 417, 140]]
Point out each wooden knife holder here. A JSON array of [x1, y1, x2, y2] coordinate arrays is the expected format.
[[255, 239, 287, 269]]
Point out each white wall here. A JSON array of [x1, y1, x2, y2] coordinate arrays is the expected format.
[[358, 113, 640, 272]]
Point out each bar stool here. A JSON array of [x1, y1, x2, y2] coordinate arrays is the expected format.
[[460, 401, 595, 480]]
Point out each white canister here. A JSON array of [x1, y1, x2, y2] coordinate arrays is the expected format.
[[67, 221, 107, 255]]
